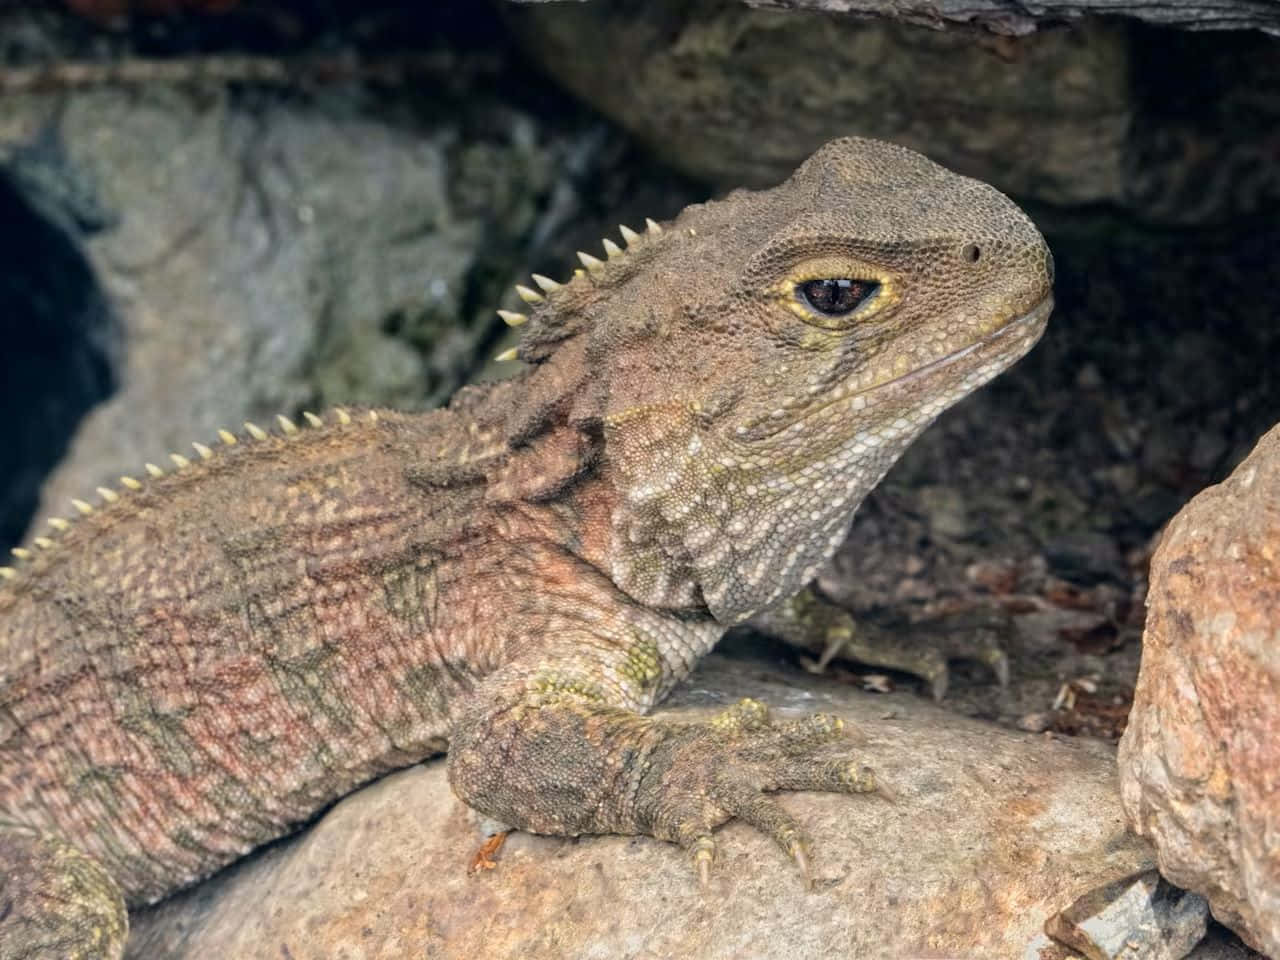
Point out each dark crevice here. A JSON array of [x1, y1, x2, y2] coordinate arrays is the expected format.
[[0, 153, 117, 552]]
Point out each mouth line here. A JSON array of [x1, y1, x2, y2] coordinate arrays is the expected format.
[[741, 294, 1053, 440], [867, 293, 1054, 397]]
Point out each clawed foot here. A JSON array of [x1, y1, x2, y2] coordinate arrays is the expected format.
[[450, 674, 877, 891], [639, 698, 876, 888], [751, 587, 1009, 699], [814, 612, 1009, 700]]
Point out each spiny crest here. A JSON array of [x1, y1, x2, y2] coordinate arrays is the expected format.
[[0, 406, 377, 586], [493, 217, 665, 364]]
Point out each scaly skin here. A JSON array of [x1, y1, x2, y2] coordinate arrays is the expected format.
[[0, 137, 1052, 958]]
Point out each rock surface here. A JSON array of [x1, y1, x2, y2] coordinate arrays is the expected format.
[[508, 2, 1130, 206], [0, 81, 582, 541], [509, 0, 1280, 35], [736, 0, 1279, 35], [506, 1, 1280, 224], [1119, 423, 1280, 957], [123, 654, 1162, 959], [1044, 869, 1209, 960]]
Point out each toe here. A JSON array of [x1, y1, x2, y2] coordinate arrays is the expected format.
[[771, 712, 845, 747], [688, 835, 716, 887], [769, 757, 876, 794], [714, 780, 811, 866], [710, 698, 773, 734]]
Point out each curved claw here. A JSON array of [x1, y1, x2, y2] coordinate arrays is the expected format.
[[845, 763, 877, 793], [638, 701, 876, 889], [691, 836, 715, 888], [927, 667, 950, 702], [986, 648, 1011, 687], [790, 841, 813, 891]]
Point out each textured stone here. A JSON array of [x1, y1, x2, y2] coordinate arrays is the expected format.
[[1044, 869, 1209, 960], [508, 0, 1280, 35], [506, 1, 1280, 224], [1119, 422, 1280, 957], [508, 1, 1129, 207], [746, 0, 1280, 34], [0, 84, 563, 539], [128, 655, 1156, 959]]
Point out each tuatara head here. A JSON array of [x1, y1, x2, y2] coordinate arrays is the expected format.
[[506, 137, 1053, 623]]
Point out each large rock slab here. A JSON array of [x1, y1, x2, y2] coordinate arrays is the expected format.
[[508, 2, 1129, 207], [506, 1, 1280, 224], [1119, 423, 1280, 957], [128, 655, 1159, 959], [509, 0, 1280, 35], [0, 81, 567, 542], [735, 0, 1279, 35]]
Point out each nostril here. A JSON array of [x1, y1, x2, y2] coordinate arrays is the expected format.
[[1046, 250, 1056, 286]]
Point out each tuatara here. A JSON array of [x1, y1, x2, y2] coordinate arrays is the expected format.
[[0, 136, 1052, 958]]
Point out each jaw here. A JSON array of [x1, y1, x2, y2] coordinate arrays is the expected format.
[[824, 294, 1053, 446], [740, 294, 1053, 444], [698, 294, 1052, 622], [605, 296, 1053, 624], [876, 295, 1053, 404]]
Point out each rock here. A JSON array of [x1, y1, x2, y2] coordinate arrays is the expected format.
[[0, 87, 464, 528], [1029, 925, 1264, 960], [508, 2, 1130, 207], [0, 135, 115, 549], [505, 1, 1280, 224], [1044, 530, 1126, 586], [742, 0, 1280, 34], [1043, 869, 1209, 960], [1118, 423, 1280, 957], [508, 0, 1280, 36], [129, 655, 1157, 959], [0, 81, 588, 540]]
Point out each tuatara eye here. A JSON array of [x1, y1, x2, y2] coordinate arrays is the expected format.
[[797, 278, 878, 317]]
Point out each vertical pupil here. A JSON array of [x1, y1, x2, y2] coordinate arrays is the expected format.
[[820, 280, 848, 308], [797, 277, 876, 317]]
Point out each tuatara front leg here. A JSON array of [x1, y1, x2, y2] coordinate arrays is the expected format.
[[448, 648, 876, 886], [0, 824, 128, 960], [749, 586, 1009, 700]]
